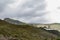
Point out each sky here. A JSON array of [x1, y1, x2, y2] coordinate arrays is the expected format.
[[0, 0, 60, 24]]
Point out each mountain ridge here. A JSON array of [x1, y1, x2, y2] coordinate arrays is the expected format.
[[4, 18, 26, 25]]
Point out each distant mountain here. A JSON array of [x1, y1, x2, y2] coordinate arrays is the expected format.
[[4, 18, 26, 25], [31, 23, 60, 32]]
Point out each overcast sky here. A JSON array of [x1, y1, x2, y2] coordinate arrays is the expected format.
[[0, 0, 60, 24]]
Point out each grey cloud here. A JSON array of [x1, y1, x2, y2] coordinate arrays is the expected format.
[[0, 0, 48, 23], [17, 12, 46, 19], [16, 0, 46, 18], [0, 0, 15, 12], [22, 0, 44, 8], [29, 17, 49, 23]]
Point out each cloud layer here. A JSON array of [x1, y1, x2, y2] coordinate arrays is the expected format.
[[45, 0, 60, 23], [0, 0, 48, 23], [1, 0, 60, 24]]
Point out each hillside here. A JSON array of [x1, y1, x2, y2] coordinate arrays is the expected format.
[[0, 19, 60, 40]]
